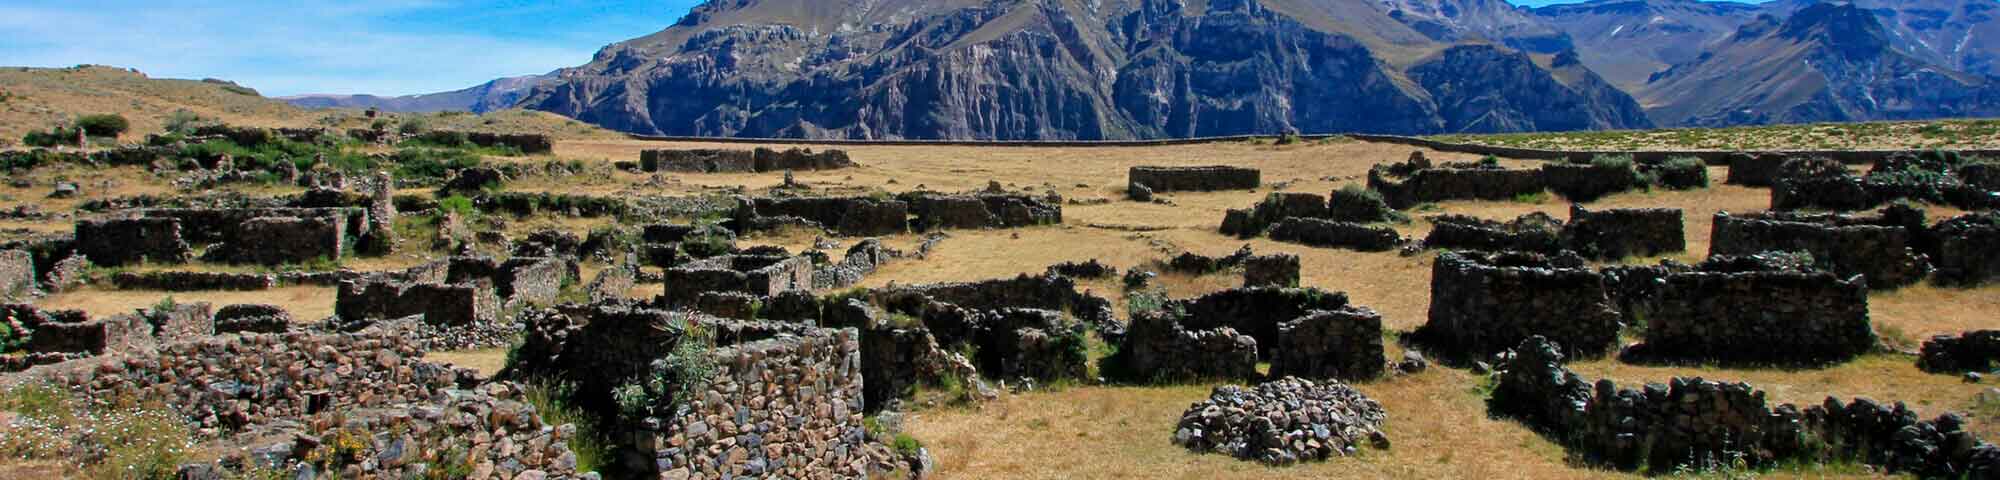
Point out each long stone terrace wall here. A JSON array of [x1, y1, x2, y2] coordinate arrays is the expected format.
[[1919, 330, 2000, 373], [1368, 166, 1545, 209], [1267, 218, 1403, 251], [1607, 257, 1875, 365], [880, 273, 1116, 334], [139, 207, 369, 244], [1129, 166, 1261, 192], [1491, 336, 2000, 477], [1711, 210, 1931, 289], [335, 279, 499, 326], [1415, 251, 1620, 362], [1422, 213, 1566, 254]]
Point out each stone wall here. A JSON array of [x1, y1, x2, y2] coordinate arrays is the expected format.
[[207, 215, 346, 265], [743, 196, 909, 237], [335, 279, 499, 326], [1422, 213, 1565, 254], [815, 239, 894, 290], [1711, 210, 1930, 289], [641, 147, 854, 173], [75, 218, 192, 266], [1219, 192, 1328, 238], [1491, 336, 2000, 476], [214, 304, 292, 334], [110, 271, 277, 291], [1129, 166, 1261, 192], [1727, 153, 1790, 186], [661, 254, 815, 305], [1368, 166, 1546, 209], [1119, 310, 1259, 381], [1564, 206, 1685, 260], [1540, 163, 1640, 202], [882, 273, 1116, 336], [1919, 330, 2000, 373], [1242, 254, 1300, 288], [1932, 212, 2000, 285], [1616, 258, 1875, 365], [903, 193, 1062, 231], [0, 249, 35, 302], [1, 304, 150, 371], [140, 207, 370, 245], [1268, 307, 1386, 381], [1267, 218, 1402, 251], [447, 256, 570, 307], [1416, 251, 1619, 361]]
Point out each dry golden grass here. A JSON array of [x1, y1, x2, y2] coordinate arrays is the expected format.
[[428, 348, 510, 380], [1430, 119, 2000, 152], [36, 286, 336, 323], [0, 65, 310, 142]]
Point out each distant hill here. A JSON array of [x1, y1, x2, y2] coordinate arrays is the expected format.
[[0, 65, 313, 142], [283, 74, 553, 114]]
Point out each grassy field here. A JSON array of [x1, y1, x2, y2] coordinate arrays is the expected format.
[[1428, 119, 2000, 152], [3, 80, 1999, 477]]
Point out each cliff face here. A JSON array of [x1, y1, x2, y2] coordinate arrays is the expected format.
[[519, 0, 1651, 139], [1643, 3, 2000, 127]]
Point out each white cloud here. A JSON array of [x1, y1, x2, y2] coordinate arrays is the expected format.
[[0, 1, 608, 96]]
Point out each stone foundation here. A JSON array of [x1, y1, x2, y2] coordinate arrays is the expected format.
[[1711, 210, 1930, 289], [1919, 330, 2000, 373], [76, 217, 192, 266], [1368, 165, 1545, 209], [641, 148, 854, 173], [1932, 212, 2000, 285], [1612, 256, 1875, 365], [742, 196, 909, 237], [1563, 205, 1685, 260], [1268, 218, 1402, 251], [903, 192, 1062, 231]]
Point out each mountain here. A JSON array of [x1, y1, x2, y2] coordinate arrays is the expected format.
[[1763, 0, 2000, 78], [1642, 2, 2000, 127], [1529, 0, 1766, 91], [284, 74, 551, 113], [517, 0, 1651, 140]]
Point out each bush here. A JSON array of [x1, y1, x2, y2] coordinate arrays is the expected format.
[[399, 117, 430, 135], [23, 127, 77, 147], [1656, 157, 1710, 190], [76, 114, 130, 138], [391, 147, 482, 180], [438, 195, 476, 217], [163, 110, 201, 134]]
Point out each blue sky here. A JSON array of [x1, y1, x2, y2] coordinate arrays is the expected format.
[[0, 0, 1751, 97]]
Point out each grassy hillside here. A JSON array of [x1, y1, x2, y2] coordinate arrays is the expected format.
[[0, 65, 618, 145]]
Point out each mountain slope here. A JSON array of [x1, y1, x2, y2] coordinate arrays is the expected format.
[[520, 0, 1651, 139], [1529, 0, 1765, 91], [283, 74, 551, 114], [1764, 0, 2000, 78], [0, 65, 315, 142], [1642, 3, 2000, 127]]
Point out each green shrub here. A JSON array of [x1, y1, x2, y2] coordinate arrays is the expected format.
[[76, 114, 130, 138], [164, 110, 202, 134], [23, 127, 77, 147], [1, 318, 29, 354], [892, 433, 923, 457], [391, 147, 482, 180], [399, 117, 430, 135], [438, 195, 476, 217], [523, 382, 609, 474]]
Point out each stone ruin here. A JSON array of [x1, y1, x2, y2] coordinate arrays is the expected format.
[[70, 205, 384, 267], [0, 249, 35, 302], [333, 256, 571, 348], [1604, 253, 1875, 365], [75, 217, 192, 266], [1931, 211, 2000, 285], [1490, 336, 2000, 477], [1919, 330, 2000, 374], [1241, 253, 1300, 288], [213, 303, 292, 334], [1422, 206, 1686, 261], [1129, 165, 1261, 194], [1725, 152, 1791, 187], [638, 147, 856, 173], [1171, 377, 1389, 466], [900, 191, 1063, 231], [1219, 189, 1400, 240], [1116, 287, 1384, 382], [505, 304, 915, 478], [1368, 159, 1544, 209], [5, 326, 583, 479], [1772, 154, 2000, 212], [1711, 208, 1931, 289], [736, 196, 909, 237], [1413, 251, 1619, 362], [1268, 218, 1403, 252], [659, 254, 814, 305]]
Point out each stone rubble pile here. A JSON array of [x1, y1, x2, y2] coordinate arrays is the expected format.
[[1171, 376, 1389, 466]]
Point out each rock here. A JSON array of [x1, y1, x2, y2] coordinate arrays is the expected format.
[[1967, 372, 1985, 384], [1396, 351, 1428, 375], [1128, 182, 1154, 202], [48, 182, 78, 199]]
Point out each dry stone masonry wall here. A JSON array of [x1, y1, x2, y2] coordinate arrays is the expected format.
[[1129, 165, 1261, 193], [1415, 251, 1619, 362], [640, 148, 855, 173], [1607, 254, 1875, 365], [1711, 209, 1931, 289]]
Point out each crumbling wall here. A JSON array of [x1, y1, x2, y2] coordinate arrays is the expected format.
[[1919, 330, 2000, 373], [884, 273, 1116, 334], [1491, 336, 2000, 476], [1416, 251, 1619, 361], [1268, 307, 1386, 381], [214, 304, 292, 334], [1932, 212, 2000, 285], [1422, 213, 1565, 253], [661, 255, 814, 305], [744, 196, 909, 237], [0, 249, 36, 302], [1368, 166, 1545, 209], [208, 215, 346, 265], [641, 148, 854, 173], [75, 218, 192, 266], [335, 279, 499, 326], [1727, 153, 1790, 186], [1219, 193, 1327, 237], [1563, 206, 1685, 260], [1119, 310, 1258, 381], [1242, 254, 1300, 288], [1711, 211, 1931, 289], [1267, 218, 1401, 251], [1540, 163, 1640, 202], [1129, 165, 1261, 192], [1630, 263, 1875, 365], [903, 193, 1062, 230]]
